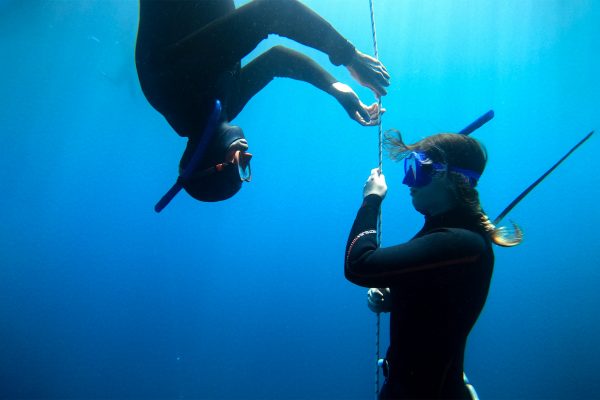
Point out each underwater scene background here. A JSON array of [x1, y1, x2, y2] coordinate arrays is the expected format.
[[1, 0, 599, 398]]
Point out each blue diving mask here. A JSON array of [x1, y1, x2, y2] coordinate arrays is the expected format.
[[403, 151, 481, 188]]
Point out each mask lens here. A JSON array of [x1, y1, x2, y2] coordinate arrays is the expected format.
[[403, 153, 418, 187], [403, 151, 433, 188], [235, 151, 252, 182]]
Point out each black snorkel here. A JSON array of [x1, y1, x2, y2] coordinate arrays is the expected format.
[[154, 99, 222, 213], [459, 110, 495, 135], [458, 110, 595, 225], [491, 130, 594, 225]]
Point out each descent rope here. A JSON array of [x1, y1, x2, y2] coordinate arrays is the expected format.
[[368, 0, 383, 397]]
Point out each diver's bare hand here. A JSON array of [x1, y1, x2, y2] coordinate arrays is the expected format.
[[363, 168, 387, 199], [347, 49, 390, 97], [362, 102, 386, 126], [331, 82, 386, 126]]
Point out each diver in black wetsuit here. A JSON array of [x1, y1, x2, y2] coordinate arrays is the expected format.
[[345, 133, 522, 399], [135, 0, 390, 206]]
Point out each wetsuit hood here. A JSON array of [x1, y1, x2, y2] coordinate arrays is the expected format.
[[180, 122, 246, 202]]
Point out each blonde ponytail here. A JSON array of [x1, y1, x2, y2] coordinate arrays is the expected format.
[[452, 175, 523, 247]]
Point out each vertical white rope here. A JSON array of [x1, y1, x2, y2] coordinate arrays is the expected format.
[[368, 0, 382, 397], [368, 0, 383, 176], [375, 309, 381, 397]]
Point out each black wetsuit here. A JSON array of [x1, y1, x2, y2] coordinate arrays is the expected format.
[[135, 0, 356, 139], [345, 195, 495, 400]]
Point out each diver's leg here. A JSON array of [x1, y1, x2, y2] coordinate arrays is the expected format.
[[227, 45, 337, 120], [169, 0, 356, 73]]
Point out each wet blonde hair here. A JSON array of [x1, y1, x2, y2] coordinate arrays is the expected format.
[[386, 130, 523, 247]]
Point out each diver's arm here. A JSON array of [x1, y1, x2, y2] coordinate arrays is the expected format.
[[344, 193, 383, 286], [229, 45, 380, 125], [345, 197, 487, 288], [346, 227, 486, 288], [242, 45, 336, 96]]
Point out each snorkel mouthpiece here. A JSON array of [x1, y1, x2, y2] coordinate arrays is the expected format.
[[154, 100, 222, 213]]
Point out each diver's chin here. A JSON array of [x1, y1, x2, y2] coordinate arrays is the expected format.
[[415, 208, 428, 216], [412, 200, 427, 216]]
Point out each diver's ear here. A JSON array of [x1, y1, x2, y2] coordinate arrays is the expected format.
[[434, 171, 458, 193], [443, 174, 462, 202], [431, 169, 449, 182]]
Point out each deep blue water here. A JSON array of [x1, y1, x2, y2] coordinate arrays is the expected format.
[[1, 1, 599, 399]]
